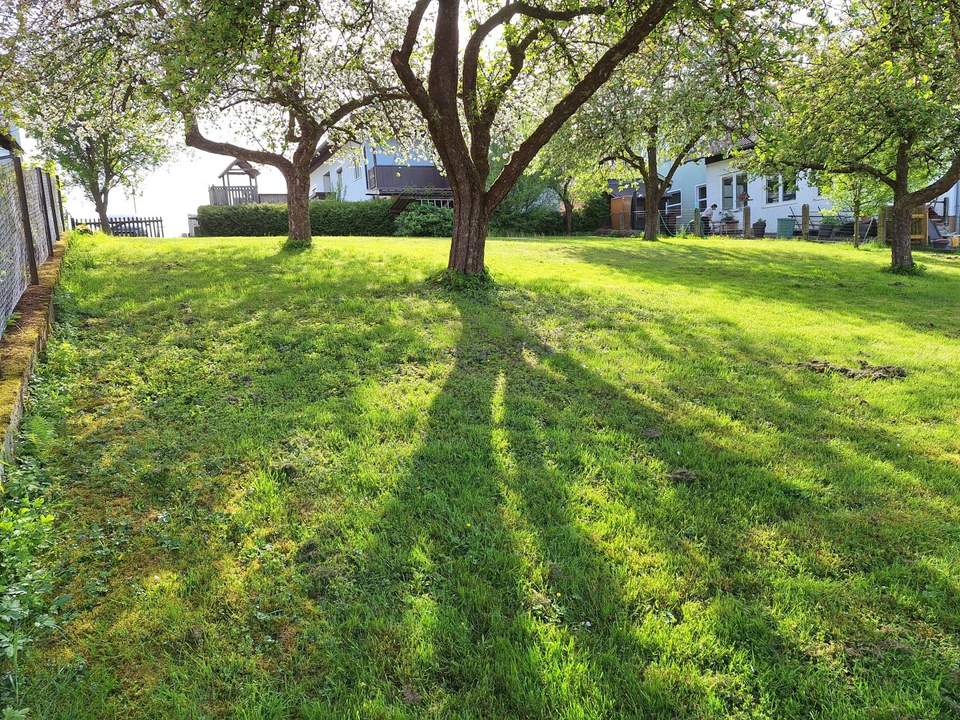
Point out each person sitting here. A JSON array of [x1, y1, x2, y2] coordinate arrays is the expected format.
[[701, 204, 717, 234]]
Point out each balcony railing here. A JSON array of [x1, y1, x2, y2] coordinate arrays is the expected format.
[[366, 165, 450, 194], [208, 186, 289, 206]]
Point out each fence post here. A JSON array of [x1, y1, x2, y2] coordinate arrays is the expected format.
[[801, 204, 810, 241], [743, 205, 752, 238], [44, 173, 61, 240], [693, 208, 702, 236], [35, 168, 55, 255], [11, 155, 40, 285], [53, 175, 66, 229]]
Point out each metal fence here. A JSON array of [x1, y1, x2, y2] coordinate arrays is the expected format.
[[0, 160, 62, 334], [71, 216, 164, 237]]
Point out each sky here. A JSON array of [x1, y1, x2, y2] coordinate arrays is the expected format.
[[22, 135, 287, 238]]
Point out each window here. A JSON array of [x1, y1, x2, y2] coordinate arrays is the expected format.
[[766, 175, 780, 204], [353, 157, 361, 180], [322, 172, 332, 192], [764, 172, 799, 204], [782, 171, 797, 201], [663, 191, 682, 214], [735, 173, 748, 208], [696, 184, 707, 211], [722, 173, 749, 210]]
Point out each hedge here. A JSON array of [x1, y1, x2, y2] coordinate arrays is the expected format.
[[196, 199, 396, 237], [395, 204, 454, 237], [573, 192, 610, 232], [490, 206, 565, 235], [196, 194, 610, 238]]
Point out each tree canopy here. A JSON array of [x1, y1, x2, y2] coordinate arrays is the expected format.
[[0, 5, 172, 230], [753, 0, 960, 270]]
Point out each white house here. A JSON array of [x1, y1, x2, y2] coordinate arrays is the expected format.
[[702, 146, 831, 235], [310, 140, 451, 207]]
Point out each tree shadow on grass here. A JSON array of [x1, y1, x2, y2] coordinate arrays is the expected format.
[[296, 285, 960, 718], [26, 244, 960, 718], [564, 240, 960, 337]]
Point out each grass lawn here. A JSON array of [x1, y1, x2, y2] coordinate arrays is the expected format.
[[12, 233, 960, 718]]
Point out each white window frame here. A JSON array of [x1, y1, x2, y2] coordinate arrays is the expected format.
[[763, 172, 799, 206], [782, 171, 797, 202], [664, 190, 682, 215], [766, 175, 781, 205], [722, 172, 749, 210], [696, 184, 707, 211]]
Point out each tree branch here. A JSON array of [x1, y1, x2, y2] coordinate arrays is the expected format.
[[183, 113, 293, 172], [486, 0, 677, 210], [461, 2, 604, 126], [904, 155, 960, 206]]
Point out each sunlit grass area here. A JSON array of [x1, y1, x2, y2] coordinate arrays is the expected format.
[[18, 233, 960, 718]]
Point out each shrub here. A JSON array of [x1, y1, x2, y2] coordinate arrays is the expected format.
[[573, 193, 610, 232], [490, 206, 565, 236], [196, 199, 395, 237], [395, 204, 453, 237]]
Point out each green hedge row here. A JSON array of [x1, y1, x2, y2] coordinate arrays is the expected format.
[[196, 200, 396, 237], [196, 194, 610, 238]]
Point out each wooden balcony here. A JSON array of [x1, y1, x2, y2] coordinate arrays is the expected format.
[[366, 165, 450, 195]]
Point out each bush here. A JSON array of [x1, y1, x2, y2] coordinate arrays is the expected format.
[[573, 193, 610, 232], [490, 206, 565, 236], [196, 199, 396, 237], [395, 204, 453, 237]]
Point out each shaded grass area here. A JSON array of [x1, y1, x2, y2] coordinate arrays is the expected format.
[[15, 234, 960, 718]]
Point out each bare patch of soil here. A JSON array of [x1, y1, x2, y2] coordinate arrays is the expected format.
[[798, 359, 906, 381]]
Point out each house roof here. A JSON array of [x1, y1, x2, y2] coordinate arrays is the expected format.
[[0, 127, 22, 154], [218, 158, 260, 179], [607, 177, 666, 198], [309, 140, 335, 173], [701, 137, 756, 165]]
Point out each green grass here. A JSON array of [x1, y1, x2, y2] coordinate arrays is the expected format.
[[13, 233, 960, 718]]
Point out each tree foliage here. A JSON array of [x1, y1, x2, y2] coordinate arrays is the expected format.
[[0, 2, 172, 229], [753, 0, 960, 269], [154, 0, 411, 248]]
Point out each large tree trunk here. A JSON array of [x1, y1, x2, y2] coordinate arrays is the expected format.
[[283, 169, 312, 249], [643, 180, 662, 241], [92, 188, 111, 234], [449, 185, 488, 275], [562, 198, 574, 235], [889, 201, 914, 271]]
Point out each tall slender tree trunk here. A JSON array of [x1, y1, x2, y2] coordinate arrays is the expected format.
[[561, 178, 574, 235], [563, 199, 574, 235], [889, 200, 914, 271], [449, 183, 488, 275], [92, 188, 111, 234], [852, 194, 862, 248], [643, 180, 662, 241], [643, 140, 660, 241], [283, 169, 312, 249]]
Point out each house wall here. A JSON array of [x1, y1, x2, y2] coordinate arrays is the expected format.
[[936, 182, 960, 231], [661, 159, 705, 217], [704, 158, 832, 232], [309, 140, 441, 201], [310, 142, 369, 201]]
